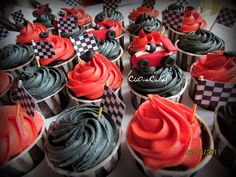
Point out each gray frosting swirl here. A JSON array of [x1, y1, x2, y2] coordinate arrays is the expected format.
[[177, 29, 225, 55], [45, 105, 119, 172], [129, 65, 186, 97], [95, 11, 124, 22], [97, 40, 121, 60], [128, 14, 162, 36], [20, 66, 66, 100], [0, 44, 34, 70], [61, 26, 85, 38], [167, 2, 185, 11]]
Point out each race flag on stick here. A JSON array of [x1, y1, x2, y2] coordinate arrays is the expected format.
[[103, 0, 119, 12], [100, 85, 126, 127], [0, 24, 9, 40], [64, 0, 79, 7], [57, 16, 77, 34], [11, 10, 26, 24], [215, 6, 236, 28], [70, 33, 98, 56], [32, 41, 56, 60], [162, 9, 184, 30], [142, 0, 156, 9]]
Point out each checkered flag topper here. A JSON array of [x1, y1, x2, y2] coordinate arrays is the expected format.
[[216, 7, 236, 28], [17, 81, 36, 118], [70, 33, 98, 56], [11, 10, 26, 24], [195, 79, 236, 110], [103, 0, 118, 12], [57, 16, 77, 34], [100, 85, 126, 127], [64, 0, 79, 7], [162, 10, 184, 30], [0, 24, 9, 40], [142, 0, 156, 9], [32, 41, 56, 60]]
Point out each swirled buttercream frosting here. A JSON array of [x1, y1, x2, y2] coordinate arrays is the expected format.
[[97, 39, 121, 60]]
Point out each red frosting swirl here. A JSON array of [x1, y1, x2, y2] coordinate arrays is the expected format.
[[95, 18, 123, 37], [0, 71, 11, 96], [129, 6, 159, 21], [191, 51, 236, 83], [67, 52, 122, 99], [127, 94, 202, 170], [180, 8, 206, 33], [61, 8, 92, 26], [0, 105, 43, 165], [38, 34, 75, 66], [16, 21, 48, 44]]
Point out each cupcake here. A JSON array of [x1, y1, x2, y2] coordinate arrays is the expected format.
[[128, 5, 159, 23], [175, 28, 225, 71], [0, 71, 13, 105], [32, 3, 56, 29], [189, 51, 236, 110], [95, 10, 124, 27], [128, 42, 186, 109], [35, 32, 77, 73], [0, 105, 45, 177], [61, 8, 93, 29], [162, 4, 207, 44], [127, 14, 162, 42], [127, 94, 214, 177], [97, 39, 124, 71], [0, 44, 34, 77], [45, 104, 121, 177], [213, 102, 236, 175], [17, 66, 68, 118], [16, 21, 48, 44], [66, 51, 123, 105]]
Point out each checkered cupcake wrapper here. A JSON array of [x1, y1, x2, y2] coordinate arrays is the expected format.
[[212, 108, 236, 170], [45, 129, 122, 177], [0, 112, 46, 177], [189, 77, 236, 111]]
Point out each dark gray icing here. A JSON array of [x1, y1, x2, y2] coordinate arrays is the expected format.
[[95, 11, 124, 22], [97, 39, 121, 60], [45, 105, 119, 172]]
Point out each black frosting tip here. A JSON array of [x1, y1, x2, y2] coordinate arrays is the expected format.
[[96, 13, 105, 22], [81, 50, 95, 62], [143, 26, 153, 34], [186, 6, 195, 11], [161, 55, 176, 68], [39, 32, 49, 38], [106, 30, 116, 40], [223, 51, 236, 57], [145, 43, 156, 53], [23, 20, 28, 26], [94, 24, 100, 30], [135, 13, 147, 24], [57, 11, 65, 17]]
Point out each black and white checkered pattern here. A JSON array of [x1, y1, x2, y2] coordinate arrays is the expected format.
[[142, 0, 156, 9], [216, 7, 236, 28], [70, 33, 98, 56], [195, 79, 236, 110], [162, 9, 184, 30], [64, 0, 79, 7], [177, 0, 188, 6], [17, 81, 36, 118], [11, 10, 26, 24], [32, 41, 56, 60], [100, 85, 126, 127], [0, 24, 8, 40], [103, 0, 118, 12], [57, 16, 77, 34]]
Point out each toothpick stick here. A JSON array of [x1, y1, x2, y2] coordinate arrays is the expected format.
[[209, 20, 217, 32], [160, 25, 165, 35], [191, 75, 204, 122], [105, 9, 107, 19], [97, 81, 109, 120], [16, 80, 22, 117], [32, 40, 41, 67]]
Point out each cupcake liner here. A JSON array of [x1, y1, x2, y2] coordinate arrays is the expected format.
[[0, 111, 46, 177], [168, 27, 186, 45], [111, 45, 124, 72], [2, 55, 34, 78], [51, 53, 78, 74], [175, 40, 202, 72], [127, 115, 214, 177], [45, 129, 122, 177], [83, 22, 93, 30], [127, 71, 188, 109], [0, 73, 13, 105], [212, 107, 236, 171], [67, 87, 122, 106], [188, 76, 236, 111], [115, 30, 125, 49]]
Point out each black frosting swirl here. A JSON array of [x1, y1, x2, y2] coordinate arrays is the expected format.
[[177, 29, 225, 55], [129, 65, 186, 97], [33, 6, 56, 28], [0, 44, 34, 70], [217, 102, 236, 147], [128, 14, 162, 36], [167, 2, 185, 11], [61, 26, 85, 38], [97, 40, 121, 60], [95, 11, 124, 22], [20, 66, 66, 100], [45, 105, 119, 172]]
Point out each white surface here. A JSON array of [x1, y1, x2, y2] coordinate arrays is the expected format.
[[2, 0, 234, 176]]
